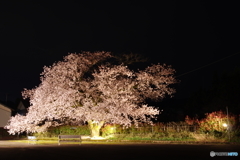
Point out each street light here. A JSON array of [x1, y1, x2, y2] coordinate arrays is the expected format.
[[226, 107, 231, 141], [222, 123, 228, 128]]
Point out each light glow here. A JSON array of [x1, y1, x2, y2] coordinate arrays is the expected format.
[[222, 123, 228, 127]]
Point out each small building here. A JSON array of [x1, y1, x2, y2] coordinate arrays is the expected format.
[[17, 100, 27, 116], [0, 103, 12, 128], [16, 100, 28, 116]]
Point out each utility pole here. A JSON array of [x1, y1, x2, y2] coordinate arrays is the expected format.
[[6, 93, 8, 103], [226, 106, 231, 141]]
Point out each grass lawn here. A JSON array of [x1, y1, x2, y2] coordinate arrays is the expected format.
[[8, 138, 232, 145]]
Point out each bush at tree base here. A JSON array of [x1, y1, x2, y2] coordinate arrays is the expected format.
[[28, 113, 240, 142]]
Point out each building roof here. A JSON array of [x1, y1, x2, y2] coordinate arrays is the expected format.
[[0, 103, 11, 112]]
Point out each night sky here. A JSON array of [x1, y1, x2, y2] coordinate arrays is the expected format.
[[1, 1, 240, 103]]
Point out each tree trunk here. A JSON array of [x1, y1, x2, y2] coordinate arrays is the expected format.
[[88, 120, 104, 138]]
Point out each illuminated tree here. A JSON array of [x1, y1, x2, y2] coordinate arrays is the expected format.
[[5, 51, 176, 137]]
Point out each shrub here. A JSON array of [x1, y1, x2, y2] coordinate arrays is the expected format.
[[101, 124, 116, 137], [33, 125, 91, 138], [198, 111, 237, 135]]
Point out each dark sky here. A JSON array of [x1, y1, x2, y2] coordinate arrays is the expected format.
[[1, 1, 240, 102]]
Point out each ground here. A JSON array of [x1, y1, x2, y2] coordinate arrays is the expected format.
[[0, 141, 239, 159]]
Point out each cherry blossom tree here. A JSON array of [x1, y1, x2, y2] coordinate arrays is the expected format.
[[5, 51, 176, 137]]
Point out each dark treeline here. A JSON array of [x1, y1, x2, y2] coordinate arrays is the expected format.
[[184, 67, 240, 119]]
